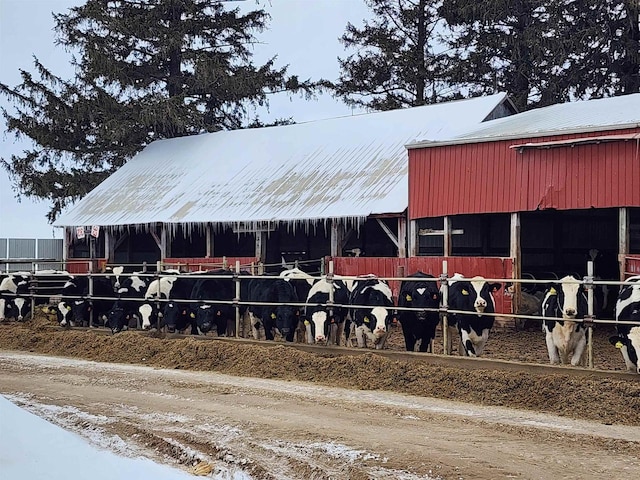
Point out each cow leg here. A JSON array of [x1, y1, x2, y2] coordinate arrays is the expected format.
[[333, 322, 344, 347], [248, 312, 260, 340], [570, 334, 587, 366], [304, 322, 314, 344], [545, 331, 561, 364], [402, 325, 416, 352], [328, 322, 338, 345], [355, 326, 366, 348]]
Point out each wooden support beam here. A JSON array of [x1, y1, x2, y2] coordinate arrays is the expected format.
[[255, 232, 267, 262], [397, 217, 407, 258], [408, 220, 417, 257], [331, 221, 344, 257], [376, 218, 398, 248], [619, 207, 629, 282], [510, 212, 521, 315], [443, 216, 452, 257], [205, 224, 213, 258]]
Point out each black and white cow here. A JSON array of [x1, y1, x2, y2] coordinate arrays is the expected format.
[[54, 276, 87, 327], [346, 275, 394, 349], [138, 271, 182, 330], [397, 272, 441, 352], [108, 272, 151, 333], [0, 273, 31, 321], [609, 275, 640, 374], [246, 275, 301, 342], [540, 275, 588, 366], [190, 269, 237, 336], [161, 273, 208, 334], [303, 276, 351, 345], [69, 276, 116, 328], [447, 274, 501, 357]]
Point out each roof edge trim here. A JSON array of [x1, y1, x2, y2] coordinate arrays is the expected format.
[[406, 122, 640, 150], [510, 133, 640, 151]]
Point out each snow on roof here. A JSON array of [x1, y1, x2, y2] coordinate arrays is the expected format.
[[408, 93, 640, 149], [55, 93, 510, 230]]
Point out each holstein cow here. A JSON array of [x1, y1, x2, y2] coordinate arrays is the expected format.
[[69, 276, 116, 328], [53, 276, 87, 327], [303, 276, 351, 345], [0, 273, 30, 321], [540, 275, 588, 366], [346, 275, 394, 349], [447, 274, 501, 357], [609, 276, 640, 374], [138, 270, 182, 330], [190, 269, 237, 336], [108, 272, 151, 333], [161, 273, 209, 334], [246, 275, 301, 342], [0, 273, 31, 321], [397, 272, 441, 352]]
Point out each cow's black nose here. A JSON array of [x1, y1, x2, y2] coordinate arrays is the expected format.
[[201, 322, 211, 332]]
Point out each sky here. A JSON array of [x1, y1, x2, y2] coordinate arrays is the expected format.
[[0, 394, 251, 480], [0, 0, 372, 239]]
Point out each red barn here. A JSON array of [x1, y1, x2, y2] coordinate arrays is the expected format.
[[407, 94, 640, 319]]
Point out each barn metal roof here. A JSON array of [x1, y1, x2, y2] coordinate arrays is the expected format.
[[54, 93, 512, 231], [407, 93, 640, 149]]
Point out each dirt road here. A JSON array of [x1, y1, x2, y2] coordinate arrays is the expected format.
[[1, 351, 638, 480]]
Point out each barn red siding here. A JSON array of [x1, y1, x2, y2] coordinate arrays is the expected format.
[[164, 257, 259, 272], [330, 256, 513, 314], [625, 256, 640, 277], [409, 129, 640, 219]]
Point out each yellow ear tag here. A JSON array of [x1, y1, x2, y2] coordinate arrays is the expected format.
[[271, 313, 276, 319], [549, 287, 557, 295], [190, 312, 195, 318], [304, 320, 310, 326], [364, 316, 370, 323], [66, 305, 72, 311], [405, 294, 412, 301], [461, 289, 469, 296], [615, 341, 624, 349]]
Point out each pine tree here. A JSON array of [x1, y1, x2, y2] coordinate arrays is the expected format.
[[1, 0, 317, 222], [331, 0, 455, 111], [439, 0, 639, 111]]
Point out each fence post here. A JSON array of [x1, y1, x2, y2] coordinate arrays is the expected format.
[[327, 260, 335, 344], [585, 260, 595, 369], [29, 265, 36, 322], [235, 260, 241, 338], [440, 260, 449, 355], [88, 262, 94, 327]]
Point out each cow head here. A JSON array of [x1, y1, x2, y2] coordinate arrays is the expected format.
[[107, 301, 131, 333], [399, 275, 440, 320], [139, 302, 158, 330], [71, 300, 91, 327], [450, 276, 501, 315], [543, 276, 587, 320], [164, 301, 192, 333], [12, 297, 30, 321], [367, 305, 390, 341], [609, 276, 640, 373], [57, 301, 74, 327], [194, 303, 230, 335]]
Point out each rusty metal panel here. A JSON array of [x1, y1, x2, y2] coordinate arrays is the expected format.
[[409, 128, 640, 218]]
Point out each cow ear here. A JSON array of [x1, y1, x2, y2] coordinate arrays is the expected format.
[[609, 335, 625, 348], [490, 283, 502, 292]]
